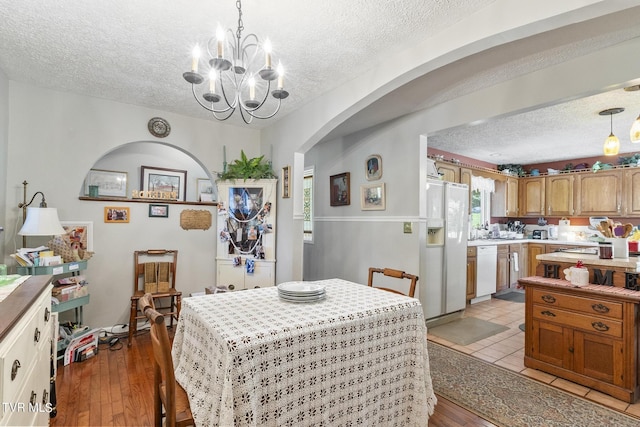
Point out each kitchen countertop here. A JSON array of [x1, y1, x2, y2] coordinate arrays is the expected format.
[[536, 252, 640, 271], [468, 239, 598, 247]]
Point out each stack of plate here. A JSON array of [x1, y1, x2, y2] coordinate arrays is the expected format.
[[277, 282, 326, 303]]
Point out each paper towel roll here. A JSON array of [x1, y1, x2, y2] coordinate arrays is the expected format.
[[512, 252, 519, 272]]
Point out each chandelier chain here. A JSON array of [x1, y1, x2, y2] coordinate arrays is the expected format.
[[236, 0, 244, 42]]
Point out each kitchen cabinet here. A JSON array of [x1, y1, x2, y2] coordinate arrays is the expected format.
[[435, 161, 459, 183], [491, 177, 519, 217], [623, 168, 640, 216], [460, 168, 473, 214], [523, 278, 640, 403], [497, 244, 524, 292], [546, 174, 574, 216], [519, 177, 545, 217], [527, 243, 545, 276], [466, 246, 476, 301], [574, 170, 622, 216], [509, 243, 524, 287], [496, 245, 509, 293]]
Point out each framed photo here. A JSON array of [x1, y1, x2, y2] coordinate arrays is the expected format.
[[365, 154, 382, 181], [196, 178, 214, 202], [281, 166, 291, 198], [59, 221, 94, 251], [330, 172, 350, 206], [149, 204, 169, 218], [84, 169, 128, 198], [361, 182, 386, 210], [104, 207, 130, 223], [141, 166, 187, 201]]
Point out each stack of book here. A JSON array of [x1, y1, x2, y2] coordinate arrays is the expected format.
[[11, 246, 63, 267]]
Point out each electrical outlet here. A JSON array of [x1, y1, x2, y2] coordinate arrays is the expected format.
[[403, 222, 412, 233]]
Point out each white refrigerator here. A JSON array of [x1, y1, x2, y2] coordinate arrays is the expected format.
[[420, 179, 469, 319]]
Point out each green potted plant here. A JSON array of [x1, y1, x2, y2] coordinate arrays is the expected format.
[[218, 150, 277, 181]]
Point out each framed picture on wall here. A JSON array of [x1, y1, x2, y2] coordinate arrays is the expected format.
[[360, 182, 386, 210], [365, 154, 382, 181], [60, 221, 94, 251], [149, 204, 169, 218], [84, 169, 128, 198], [104, 207, 130, 223], [330, 172, 350, 206], [141, 166, 187, 201]]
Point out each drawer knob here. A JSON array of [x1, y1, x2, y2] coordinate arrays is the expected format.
[[541, 310, 556, 317], [42, 389, 49, 405], [541, 295, 556, 304], [592, 321, 610, 332], [10, 360, 21, 381], [228, 284, 235, 290], [44, 307, 50, 322], [591, 303, 610, 314], [30, 390, 37, 406], [34, 327, 41, 343]]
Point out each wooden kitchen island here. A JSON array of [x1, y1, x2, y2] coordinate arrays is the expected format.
[[520, 275, 640, 403]]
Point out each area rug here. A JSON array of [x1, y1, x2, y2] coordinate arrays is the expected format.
[[494, 290, 525, 303], [428, 317, 509, 345], [428, 341, 640, 426]]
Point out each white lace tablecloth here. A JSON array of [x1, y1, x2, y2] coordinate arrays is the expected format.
[[172, 278, 436, 426]]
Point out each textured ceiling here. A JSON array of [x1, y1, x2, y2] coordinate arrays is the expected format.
[[1, 0, 640, 165]]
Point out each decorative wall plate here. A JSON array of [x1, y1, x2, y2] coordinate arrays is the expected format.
[[148, 117, 171, 138]]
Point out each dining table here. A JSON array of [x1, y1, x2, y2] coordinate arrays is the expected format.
[[172, 278, 437, 426]]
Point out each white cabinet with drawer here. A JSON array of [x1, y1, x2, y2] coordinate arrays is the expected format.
[[0, 276, 53, 426]]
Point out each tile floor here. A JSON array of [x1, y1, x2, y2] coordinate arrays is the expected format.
[[427, 294, 640, 418]]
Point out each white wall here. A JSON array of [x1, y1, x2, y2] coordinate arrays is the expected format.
[[303, 115, 423, 288], [0, 69, 7, 263], [3, 82, 261, 329]]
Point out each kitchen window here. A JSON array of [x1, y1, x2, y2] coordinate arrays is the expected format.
[[471, 176, 494, 229]]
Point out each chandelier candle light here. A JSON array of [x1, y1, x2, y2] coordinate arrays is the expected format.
[[183, 0, 289, 124]]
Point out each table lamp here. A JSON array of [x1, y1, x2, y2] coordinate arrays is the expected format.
[[17, 181, 65, 248]]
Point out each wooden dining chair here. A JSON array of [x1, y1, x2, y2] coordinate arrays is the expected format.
[[129, 249, 181, 347], [368, 267, 418, 297], [139, 293, 194, 427]]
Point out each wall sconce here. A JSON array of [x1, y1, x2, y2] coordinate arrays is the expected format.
[[17, 180, 65, 248], [600, 107, 624, 156]]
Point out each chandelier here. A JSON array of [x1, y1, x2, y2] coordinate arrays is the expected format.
[[182, 0, 289, 124]]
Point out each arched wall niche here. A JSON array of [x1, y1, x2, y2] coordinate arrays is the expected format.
[[82, 140, 217, 202]]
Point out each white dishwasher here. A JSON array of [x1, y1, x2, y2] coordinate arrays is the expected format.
[[472, 245, 497, 303]]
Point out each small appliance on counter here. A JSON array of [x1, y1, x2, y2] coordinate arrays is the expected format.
[[532, 230, 547, 240], [547, 225, 558, 240]]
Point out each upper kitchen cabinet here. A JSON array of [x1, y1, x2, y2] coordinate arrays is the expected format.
[[519, 177, 545, 217], [460, 168, 473, 214], [574, 170, 622, 216], [546, 174, 574, 216], [491, 176, 519, 217], [624, 168, 640, 216], [436, 161, 460, 182]]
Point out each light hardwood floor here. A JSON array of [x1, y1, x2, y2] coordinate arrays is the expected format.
[[50, 329, 494, 426]]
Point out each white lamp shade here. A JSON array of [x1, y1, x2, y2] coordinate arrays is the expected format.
[[18, 207, 66, 236], [631, 115, 640, 143]]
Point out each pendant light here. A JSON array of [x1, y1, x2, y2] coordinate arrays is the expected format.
[[624, 85, 640, 143], [599, 108, 624, 156]]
